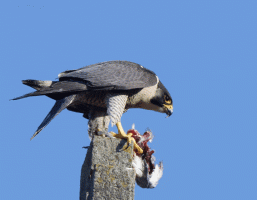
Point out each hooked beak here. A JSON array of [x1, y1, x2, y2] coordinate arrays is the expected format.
[[163, 104, 173, 117]]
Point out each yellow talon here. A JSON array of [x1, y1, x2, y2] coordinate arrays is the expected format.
[[111, 122, 143, 154]]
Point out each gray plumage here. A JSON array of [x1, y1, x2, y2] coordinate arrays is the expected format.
[[31, 95, 76, 140], [58, 61, 157, 90], [106, 94, 128, 126], [12, 60, 173, 140], [87, 110, 110, 140]]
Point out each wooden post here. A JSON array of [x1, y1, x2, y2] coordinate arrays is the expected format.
[[80, 136, 136, 200]]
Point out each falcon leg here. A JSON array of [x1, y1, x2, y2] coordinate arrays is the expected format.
[[111, 122, 143, 154]]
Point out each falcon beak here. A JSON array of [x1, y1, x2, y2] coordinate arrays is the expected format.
[[163, 104, 173, 117]]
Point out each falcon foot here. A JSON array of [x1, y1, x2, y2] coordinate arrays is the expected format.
[[110, 122, 144, 154]]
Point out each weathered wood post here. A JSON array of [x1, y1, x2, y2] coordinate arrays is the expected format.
[[80, 136, 136, 200]]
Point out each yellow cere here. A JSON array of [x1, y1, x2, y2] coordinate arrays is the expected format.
[[163, 104, 173, 110]]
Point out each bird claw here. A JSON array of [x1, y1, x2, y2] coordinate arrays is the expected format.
[[131, 139, 144, 154], [126, 133, 143, 154], [110, 129, 144, 154]]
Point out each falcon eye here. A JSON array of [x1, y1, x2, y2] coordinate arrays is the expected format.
[[164, 95, 171, 104]]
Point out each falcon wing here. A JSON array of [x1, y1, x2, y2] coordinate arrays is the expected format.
[[58, 61, 157, 90]]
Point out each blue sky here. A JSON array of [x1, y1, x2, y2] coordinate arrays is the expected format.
[[1, 1, 257, 199]]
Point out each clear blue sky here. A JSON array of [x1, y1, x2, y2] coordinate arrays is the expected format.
[[1, 1, 257, 199]]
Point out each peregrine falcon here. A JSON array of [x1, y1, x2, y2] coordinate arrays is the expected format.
[[13, 61, 173, 154]]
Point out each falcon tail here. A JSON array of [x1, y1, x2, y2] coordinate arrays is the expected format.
[[22, 79, 55, 90], [30, 95, 76, 140], [11, 90, 50, 100], [11, 80, 53, 100], [11, 79, 87, 100]]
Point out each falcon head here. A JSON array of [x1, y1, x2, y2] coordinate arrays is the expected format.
[[150, 81, 173, 117]]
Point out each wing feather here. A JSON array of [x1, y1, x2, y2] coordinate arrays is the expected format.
[[59, 61, 157, 90]]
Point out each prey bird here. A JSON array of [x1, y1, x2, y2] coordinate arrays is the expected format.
[[12, 61, 173, 154]]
